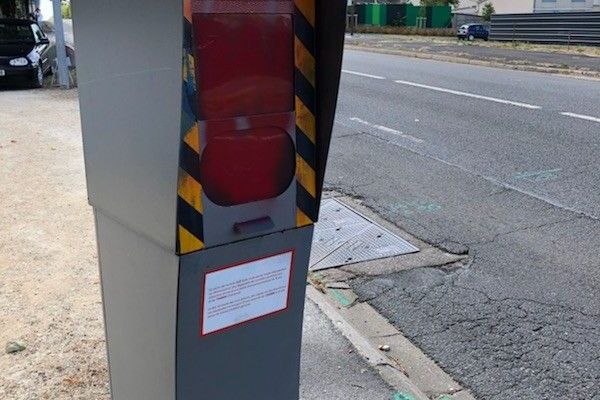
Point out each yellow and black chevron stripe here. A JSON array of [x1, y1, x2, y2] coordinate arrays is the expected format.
[[177, 1, 205, 255], [294, 0, 318, 228]]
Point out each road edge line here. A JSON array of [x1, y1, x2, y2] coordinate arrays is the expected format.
[[560, 112, 600, 123], [342, 69, 387, 80]]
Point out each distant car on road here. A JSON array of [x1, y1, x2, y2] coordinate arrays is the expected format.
[[0, 18, 55, 88], [457, 24, 489, 42]]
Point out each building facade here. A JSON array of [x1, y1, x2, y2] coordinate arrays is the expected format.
[[490, 0, 535, 14], [410, 0, 599, 14], [534, 0, 600, 12], [412, 0, 535, 15]]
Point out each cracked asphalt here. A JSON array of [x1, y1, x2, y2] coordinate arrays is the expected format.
[[327, 50, 600, 399]]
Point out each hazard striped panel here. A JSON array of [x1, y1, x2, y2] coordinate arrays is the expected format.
[[177, 0, 205, 255], [294, 0, 318, 228]]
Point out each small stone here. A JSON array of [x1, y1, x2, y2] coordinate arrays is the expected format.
[[6, 341, 26, 354], [378, 344, 391, 352]]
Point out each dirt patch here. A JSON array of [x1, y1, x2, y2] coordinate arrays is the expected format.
[[0, 88, 110, 399]]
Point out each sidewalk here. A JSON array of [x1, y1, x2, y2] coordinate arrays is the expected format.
[[345, 34, 600, 78], [301, 300, 396, 400], [0, 89, 405, 399]]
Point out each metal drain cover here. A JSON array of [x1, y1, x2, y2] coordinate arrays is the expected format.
[[310, 199, 419, 271]]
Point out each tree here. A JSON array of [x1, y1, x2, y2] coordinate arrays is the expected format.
[[482, 2, 496, 21]]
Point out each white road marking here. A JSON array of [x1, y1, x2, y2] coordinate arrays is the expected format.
[[349, 117, 424, 144], [394, 79, 542, 110], [560, 112, 600, 123], [342, 70, 386, 80]]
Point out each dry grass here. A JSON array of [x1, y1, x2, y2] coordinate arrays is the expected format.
[[478, 40, 600, 58]]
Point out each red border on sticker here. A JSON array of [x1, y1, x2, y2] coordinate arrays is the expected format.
[[199, 248, 296, 337]]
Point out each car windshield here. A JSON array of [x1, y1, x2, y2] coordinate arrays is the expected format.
[[0, 23, 34, 43]]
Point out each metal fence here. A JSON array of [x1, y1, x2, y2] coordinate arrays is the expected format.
[[352, 3, 452, 28], [490, 11, 600, 46]]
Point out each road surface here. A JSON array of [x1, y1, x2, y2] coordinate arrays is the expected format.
[[45, 19, 74, 47], [330, 50, 600, 399], [346, 34, 600, 74]]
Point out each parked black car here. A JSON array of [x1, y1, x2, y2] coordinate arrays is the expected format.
[[0, 18, 55, 88], [457, 24, 489, 41]]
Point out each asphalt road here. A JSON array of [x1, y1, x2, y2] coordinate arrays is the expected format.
[[346, 34, 600, 73], [329, 50, 600, 399], [62, 19, 74, 46]]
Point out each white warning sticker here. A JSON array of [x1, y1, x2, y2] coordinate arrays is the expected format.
[[201, 250, 294, 336]]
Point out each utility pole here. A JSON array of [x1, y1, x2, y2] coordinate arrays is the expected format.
[[52, 0, 69, 89], [350, 0, 356, 36]]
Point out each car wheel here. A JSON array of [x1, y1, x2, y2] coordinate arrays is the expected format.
[[31, 64, 44, 88], [468, 34, 475, 41]]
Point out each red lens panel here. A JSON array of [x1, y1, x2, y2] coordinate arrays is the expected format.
[[193, 14, 294, 120], [200, 127, 296, 206]]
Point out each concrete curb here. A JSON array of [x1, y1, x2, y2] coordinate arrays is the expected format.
[[307, 286, 430, 400], [345, 44, 600, 81], [307, 285, 476, 400]]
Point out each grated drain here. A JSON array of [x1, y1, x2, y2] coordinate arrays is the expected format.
[[310, 199, 419, 271]]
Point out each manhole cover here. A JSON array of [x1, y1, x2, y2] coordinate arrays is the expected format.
[[310, 199, 419, 271]]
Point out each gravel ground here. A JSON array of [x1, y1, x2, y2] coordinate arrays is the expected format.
[[0, 88, 110, 399]]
